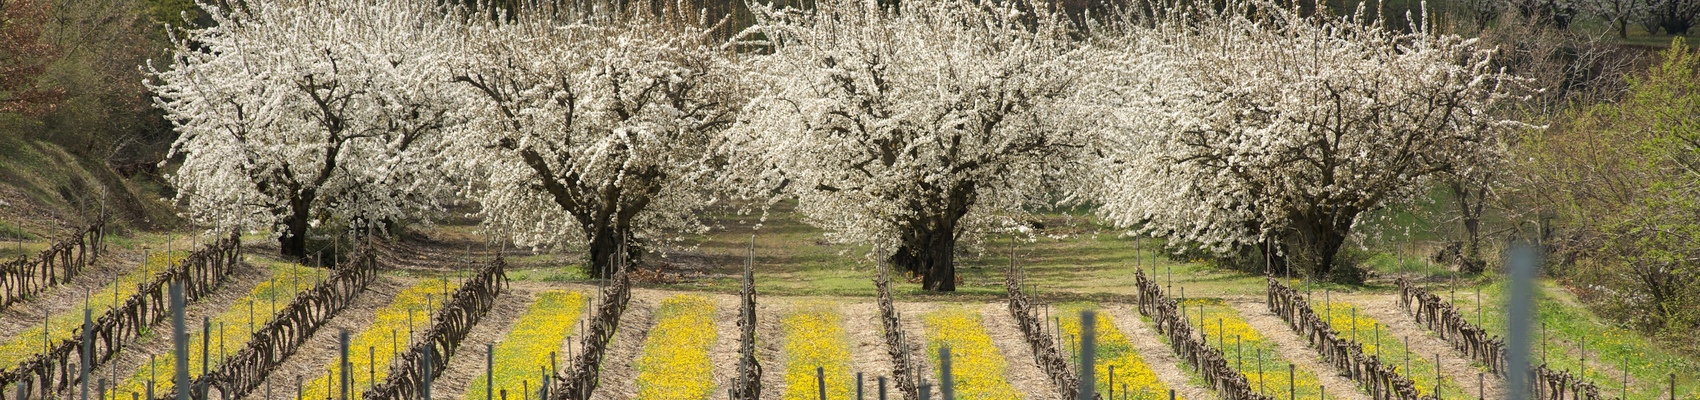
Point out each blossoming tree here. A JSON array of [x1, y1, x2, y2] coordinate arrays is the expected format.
[[1089, 4, 1530, 280], [729, 0, 1089, 291], [149, 0, 464, 258], [450, 5, 743, 277]]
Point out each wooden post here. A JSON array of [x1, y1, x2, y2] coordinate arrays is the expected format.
[[202, 317, 211, 376], [1289, 364, 1295, 400], [487, 344, 494, 400], [82, 306, 92, 400], [339, 330, 349, 400], [819, 366, 829, 400], [879, 376, 887, 400], [857, 372, 864, 400], [173, 282, 189, 400], [1080, 311, 1096, 400]]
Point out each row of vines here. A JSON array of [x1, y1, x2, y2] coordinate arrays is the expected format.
[[0, 232, 239, 399]]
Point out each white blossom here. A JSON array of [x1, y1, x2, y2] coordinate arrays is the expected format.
[[727, 0, 1091, 290], [149, 0, 465, 257], [448, 6, 744, 276], [1086, 3, 1532, 278]]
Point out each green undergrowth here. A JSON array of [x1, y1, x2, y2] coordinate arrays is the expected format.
[[1447, 280, 1699, 399]]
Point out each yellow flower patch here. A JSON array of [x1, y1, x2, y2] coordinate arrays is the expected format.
[[115, 263, 322, 396], [781, 304, 855, 400], [0, 251, 186, 367], [921, 308, 1022, 400], [464, 291, 586, 400], [299, 278, 455, 400], [1178, 299, 1323, 400], [636, 295, 718, 400], [1311, 300, 1467, 399], [1056, 305, 1177, 400]]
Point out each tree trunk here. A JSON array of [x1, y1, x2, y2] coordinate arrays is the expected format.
[[1286, 216, 1353, 282], [583, 224, 637, 280], [1450, 181, 1488, 274], [919, 230, 957, 292], [279, 197, 312, 259], [890, 184, 975, 292]]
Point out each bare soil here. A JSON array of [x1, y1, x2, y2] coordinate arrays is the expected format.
[[842, 302, 897, 387], [587, 289, 658, 400], [979, 302, 1064, 400]]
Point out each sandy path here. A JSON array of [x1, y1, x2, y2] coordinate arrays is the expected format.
[[842, 302, 896, 390], [82, 262, 273, 398], [587, 289, 658, 400], [895, 302, 936, 388], [1339, 293, 1504, 400], [1100, 304, 1218, 400], [427, 285, 533, 400], [979, 302, 1064, 400], [706, 292, 757, 400], [236, 276, 413, 400], [755, 298, 788, 400], [1225, 299, 1372, 400]]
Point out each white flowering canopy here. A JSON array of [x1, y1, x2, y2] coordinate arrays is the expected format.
[[1087, 3, 1530, 278], [149, 0, 465, 257], [449, 5, 744, 276], [729, 0, 1091, 290]]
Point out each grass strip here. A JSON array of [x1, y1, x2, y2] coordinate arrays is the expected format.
[[1311, 299, 1468, 399], [1058, 303, 1179, 400], [299, 279, 453, 400], [921, 307, 1022, 400], [1452, 281, 1700, 399], [781, 304, 854, 400], [463, 290, 585, 399]]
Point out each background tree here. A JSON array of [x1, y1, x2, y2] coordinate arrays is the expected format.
[[1582, 0, 1649, 37], [0, 0, 61, 116], [1642, 0, 1698, 34], [1520, 39, 1700, 340], [149, 0, 464, 258], [450, 3, 743, 278], [728, 0, 1088, 291], [1090, 2, 1530, 281]]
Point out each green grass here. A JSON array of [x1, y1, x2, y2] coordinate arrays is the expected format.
[[495, 201, 1272, 300], [1447, 280, 1700, 399], [465, 290, 585, 400]]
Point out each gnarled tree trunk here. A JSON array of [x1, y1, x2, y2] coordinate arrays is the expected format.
[[890, 183, 975, 292], [279, 195, 314, 259], [1284, 212, 1356, 282]]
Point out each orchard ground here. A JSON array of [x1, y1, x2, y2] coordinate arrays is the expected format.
[[3, 202, 1698, 399]]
